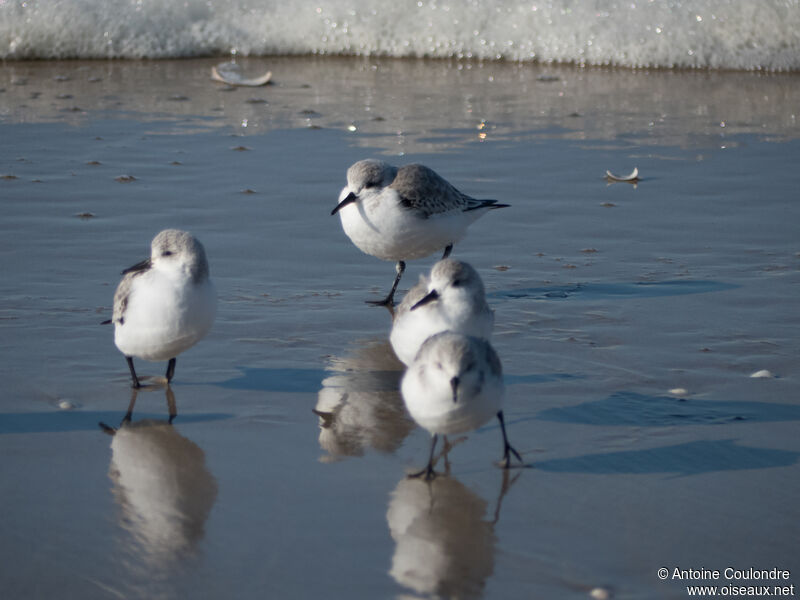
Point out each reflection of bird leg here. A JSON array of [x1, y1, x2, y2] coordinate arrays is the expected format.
[[491, 468, 522, 526], [166, 386, 177, 424], [123, 387, 139, 425], [408, 434, 438, 481], [98, 388, 139, 434], [439, 435, 468, 475], [98, 422, 116, 435]]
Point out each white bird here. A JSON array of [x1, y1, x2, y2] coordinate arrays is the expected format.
[[401, 332, 521, 479], [106, 229, 216, 388], [331, 159, 509, 306], [390, 258, 494, 366]]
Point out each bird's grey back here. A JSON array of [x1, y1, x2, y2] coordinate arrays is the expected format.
[[390, 164, 475, 217]]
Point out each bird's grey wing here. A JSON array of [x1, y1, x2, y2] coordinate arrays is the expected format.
[[482, 340, 503, 378], [390, 164, 472, 217], [111, 272, 138, 325]]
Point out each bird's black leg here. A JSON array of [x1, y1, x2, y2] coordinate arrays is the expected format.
[[165, 357, 176, 383], [367, 260, 405, 307], [408, 433, 439, 481], [441, 244, 453, 259], [126, 356, 141, 389], [497, 410, 523, 468]]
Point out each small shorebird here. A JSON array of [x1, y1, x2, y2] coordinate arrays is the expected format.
[[331, 159, 509, 306], [106, 229, 216, 388], [401, 332, 522, 479], [390, 259, 494, 366]]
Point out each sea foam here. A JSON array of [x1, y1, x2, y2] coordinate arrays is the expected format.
[[1, 0, 799, 71]]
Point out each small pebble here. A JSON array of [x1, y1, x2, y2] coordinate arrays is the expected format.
[[590, 588, 612, 600], [115, 175, 136, 183], [58, 400, 76, 410], [750, 369, 774, 379], [669, 388, 689, 396]]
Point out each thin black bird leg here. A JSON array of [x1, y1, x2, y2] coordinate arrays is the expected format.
[[408, 433, 439, 481], [165, 357, 176, 383], [497, 410, 523, 468], [367, 260, 405, 307], [126, 356, 141, 389], [441, 244, 453, 259]]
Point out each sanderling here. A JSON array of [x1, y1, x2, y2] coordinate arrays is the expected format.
[[390, 258, 494, 365], [401, 332, 521, 479], [105, 229, 216, 388], [331, 159, 509, 306]]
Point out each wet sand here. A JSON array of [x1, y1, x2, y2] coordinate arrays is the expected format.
[[1, 57, 799, 599]]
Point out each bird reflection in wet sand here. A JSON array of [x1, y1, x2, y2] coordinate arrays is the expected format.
[[387, 471, 520, 599], [314, 339, 416, 461], [99, 387, 217, 567]]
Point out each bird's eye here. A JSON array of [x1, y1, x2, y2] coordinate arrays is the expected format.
[[451, 279, 462, 287], [162, 250, 173, 257]]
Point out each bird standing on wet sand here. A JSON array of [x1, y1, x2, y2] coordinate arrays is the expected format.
[[401, 332, 522, 480], [390, 258, 494, 366], [106, 229, 216, 388], [331, 159, 509, 306]]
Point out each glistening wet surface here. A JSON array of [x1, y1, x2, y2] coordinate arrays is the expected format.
[[1, 58, 798, 598]]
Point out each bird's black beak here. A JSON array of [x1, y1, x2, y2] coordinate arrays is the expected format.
[[411, 289, 439, 310], [121, 258, 151, 275], [450, 376, 459, 403], [331, 191, 357, 216]]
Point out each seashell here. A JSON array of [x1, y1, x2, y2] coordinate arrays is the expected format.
[[750, 369, 774, 378], [211, 62, 272, 87], [605, 167, 639, 182]]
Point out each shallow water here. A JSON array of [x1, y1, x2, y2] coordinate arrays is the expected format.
[[1, 58, 799, 599]]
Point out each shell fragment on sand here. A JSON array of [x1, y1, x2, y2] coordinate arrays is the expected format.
[[605, 167, 639, 182], [211, 62, 272, 87]]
